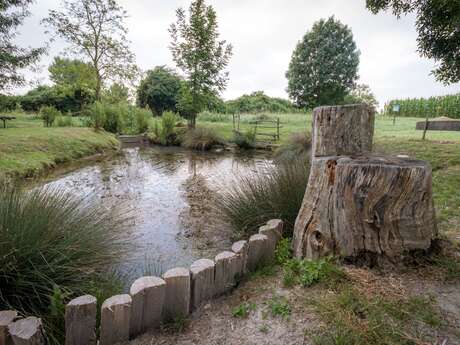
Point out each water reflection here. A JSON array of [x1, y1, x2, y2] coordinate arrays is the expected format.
[[40, 146, 271, 285]]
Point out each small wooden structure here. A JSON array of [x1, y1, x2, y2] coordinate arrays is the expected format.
[[293, 104, 437, 264], [416, 118, 460, 131], [0, 115, 16, 128], [232, 114, 281, 142]]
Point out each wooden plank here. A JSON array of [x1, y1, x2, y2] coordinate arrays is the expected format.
[[415, 120, 460, 131]]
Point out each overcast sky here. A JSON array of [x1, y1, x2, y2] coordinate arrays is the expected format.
[[14, 0, 460, 107]]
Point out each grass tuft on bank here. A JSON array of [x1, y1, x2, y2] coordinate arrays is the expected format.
[[0, 127, 119, 178]]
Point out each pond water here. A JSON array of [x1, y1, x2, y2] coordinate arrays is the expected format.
[[40, 146, 271, 285]]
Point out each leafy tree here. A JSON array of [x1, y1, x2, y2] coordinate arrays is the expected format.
[[136, 66, 182, 115], [43, 0, 138, 100], [225, 91, 296, 114], [286, 17, 360, 109], [103, 82, 130, 104], [48, 57, 97, 92], [366, 0, 460, 84], [0, 0, 44, 91], [343, 84, 379, 110], [169, 0, 232, 127]]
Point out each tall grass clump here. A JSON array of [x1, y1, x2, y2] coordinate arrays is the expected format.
[[274, 132, 311, 163], [0, 182, 128, 344], [233, 129, 256, 149], [150, 111, 182, 145], [216, 157, 310, 237], [40, 105, 61, 127], [182, 127, 224, 150]]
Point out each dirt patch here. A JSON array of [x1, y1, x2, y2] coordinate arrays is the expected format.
[[179, 174, 235, 258], [126, 269, 319, 345]]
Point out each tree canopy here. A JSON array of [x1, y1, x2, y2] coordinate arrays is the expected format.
[[43, 0, 138, 100], [48, 57, 97, 92], [366, 0, 460, 84], [0, 0, 44, 91], [136, 66, 182, 115], [169, 0, 232, 127], [286, 16, 360, 109]]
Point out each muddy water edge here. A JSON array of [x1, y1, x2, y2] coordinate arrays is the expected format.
[[31, 144, 273, 287]]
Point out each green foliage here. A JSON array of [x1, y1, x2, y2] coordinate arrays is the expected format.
[[232, 302, 257, 318], [275, 238, 292, 265], [103, 83, 130, 105], [282, 257, 346, 288], [136, 66, 182, 115], [343, 84, 379, 110], [266, 296, 291, 319], [233, 129, 256, 149], [225, 91, 297, 114], [0, 182, 126, 344], [169, 0, 233, 127], [87, 102, 151, 134], [181, 127, 223, 150], [40, 106, 61, 127], [48, 57, 97, 92], [385, 93, 460, 119], [55, 114, 74, 127], [274, 132, 311, 163], [43, 0, 138, 100], [286, 16, 360, 108], [366, 0, 460, 84], [0, 0, 44, 91], [311, 289, 442, 345], [150, 111, 182, 146], [216, 157, 310, 237]]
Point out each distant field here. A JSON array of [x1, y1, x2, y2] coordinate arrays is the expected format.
[[196, 112, 460, 143]]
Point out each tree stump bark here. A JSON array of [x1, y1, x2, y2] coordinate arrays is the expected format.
[[293, 104, 438, 263]]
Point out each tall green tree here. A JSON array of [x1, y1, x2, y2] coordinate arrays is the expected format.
[[0, 0, 44, 91], [136, 66, 182, 115], [366, 0, 460, 84], [169, 0, 232, 127], [286, 17, 360, 108], [48, 57, 97, 92], [43, 0, 138, 100]]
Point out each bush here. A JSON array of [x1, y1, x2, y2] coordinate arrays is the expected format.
[[233, 129, 256, 149], [0, 182, 127, 344], [274, 132, 311, 163], [40, 105, 61, 127], [149, 111, 181, 146], [225, 91, 297, 114], [216, 157, 311, 237], [181, 127, 224, 151], [55, 114, 74, 127]]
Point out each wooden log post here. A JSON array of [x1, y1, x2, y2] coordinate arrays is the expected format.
[[162, 268, 191, 322], [129, 277, 166, 338], [293, 104, 438, 263], [0, 311, 17, 345], [7, 317, 44, 345], [214, 251, 239, 296], [231, 240, 249, 276], [100, 295, 132, 345], [247, 234, 269, 271], [65, 295, 97, 345], [190, 259, 215, 310]]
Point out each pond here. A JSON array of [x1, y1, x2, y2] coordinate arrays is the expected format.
[[39, 146, 272, 286]]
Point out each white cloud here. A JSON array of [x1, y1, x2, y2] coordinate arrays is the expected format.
[[12, 0, 460, 105]]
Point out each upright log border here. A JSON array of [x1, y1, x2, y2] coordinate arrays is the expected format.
[[1, 219, 284, 345]]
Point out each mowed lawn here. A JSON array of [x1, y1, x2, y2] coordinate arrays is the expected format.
[[0, 114, 119, 178]]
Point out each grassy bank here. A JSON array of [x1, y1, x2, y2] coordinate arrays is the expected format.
[[0, 126, 119, 178]]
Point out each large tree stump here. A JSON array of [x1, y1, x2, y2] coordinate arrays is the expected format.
[[293, 104, 438, 262]]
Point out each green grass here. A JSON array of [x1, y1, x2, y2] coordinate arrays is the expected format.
[[232, 302, 257, 318], [0, 125, 119, 178], [310, 289, 443, 345], [266, 295, 291, 319]]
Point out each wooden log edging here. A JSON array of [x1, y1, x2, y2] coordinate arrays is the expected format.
[[0, 219, 283, 345]]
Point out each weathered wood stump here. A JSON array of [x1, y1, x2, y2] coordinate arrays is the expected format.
[[293, 104, 438, 263], [65, 295, 97, 345], [0, 311, 17, 345], [7, 317, 44, 345]]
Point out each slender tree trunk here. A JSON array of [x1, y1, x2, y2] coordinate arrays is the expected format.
[[95, 74, 102, 101]]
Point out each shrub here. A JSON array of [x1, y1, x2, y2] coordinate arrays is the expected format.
[[181, 127, 223, 150], [134, 107, 151, 134], [89, 102, 107, 131], [225, 91, 297, 114], [0, 182, 127, 344], [40, 105, 61, 127], [274, 132, 311, 163], [55, 115, 73, 127], [150, 111, 181, 146], [216, 157, 310, 237], [233, 129, 256, 149]]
